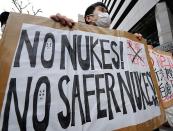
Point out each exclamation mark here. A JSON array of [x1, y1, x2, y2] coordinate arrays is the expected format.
[[120, 41, 124, 69]]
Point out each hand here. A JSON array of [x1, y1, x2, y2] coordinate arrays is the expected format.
[[134, 33, 143, 41], [50, 13, 75, 28]]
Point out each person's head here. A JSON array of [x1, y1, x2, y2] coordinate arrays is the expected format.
[[0, 11, 9, 32], [84, 2, 111, 28]]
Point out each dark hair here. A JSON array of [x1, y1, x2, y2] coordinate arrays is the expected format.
[[0, 11, 9, 27], [84, 2, 107, 24]]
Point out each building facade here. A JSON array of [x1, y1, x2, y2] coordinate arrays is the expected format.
[[102, 0, 173, 52]]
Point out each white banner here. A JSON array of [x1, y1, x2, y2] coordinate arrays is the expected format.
[[149, 49, 173, 103], [0, 24, 160, 131]]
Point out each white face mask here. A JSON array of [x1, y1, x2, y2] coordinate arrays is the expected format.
[[95, 12, 111, 28], [1, 24, 5, 32]]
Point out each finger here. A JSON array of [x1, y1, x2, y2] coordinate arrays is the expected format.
[[134, 33, 143, 40], [52, 13, 64, 23], [55, 14, 68, 26], [69, 19, 75, 26], [59, 16, 75, 27], [137, 35, 143, 40], [50, 15, 60, 22], [63, 17, 75, 28]]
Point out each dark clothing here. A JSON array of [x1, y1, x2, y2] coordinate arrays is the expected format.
[[0, 11, 9, 27]]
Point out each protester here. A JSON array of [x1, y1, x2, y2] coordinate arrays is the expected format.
[[85, 2, 144, 40], [84, 2, 110, 28], [51, 2, 143, 40]]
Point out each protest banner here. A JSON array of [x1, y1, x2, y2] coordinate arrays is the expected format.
[[149, 48, 173, 108], [0, 13, 165, 131]]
